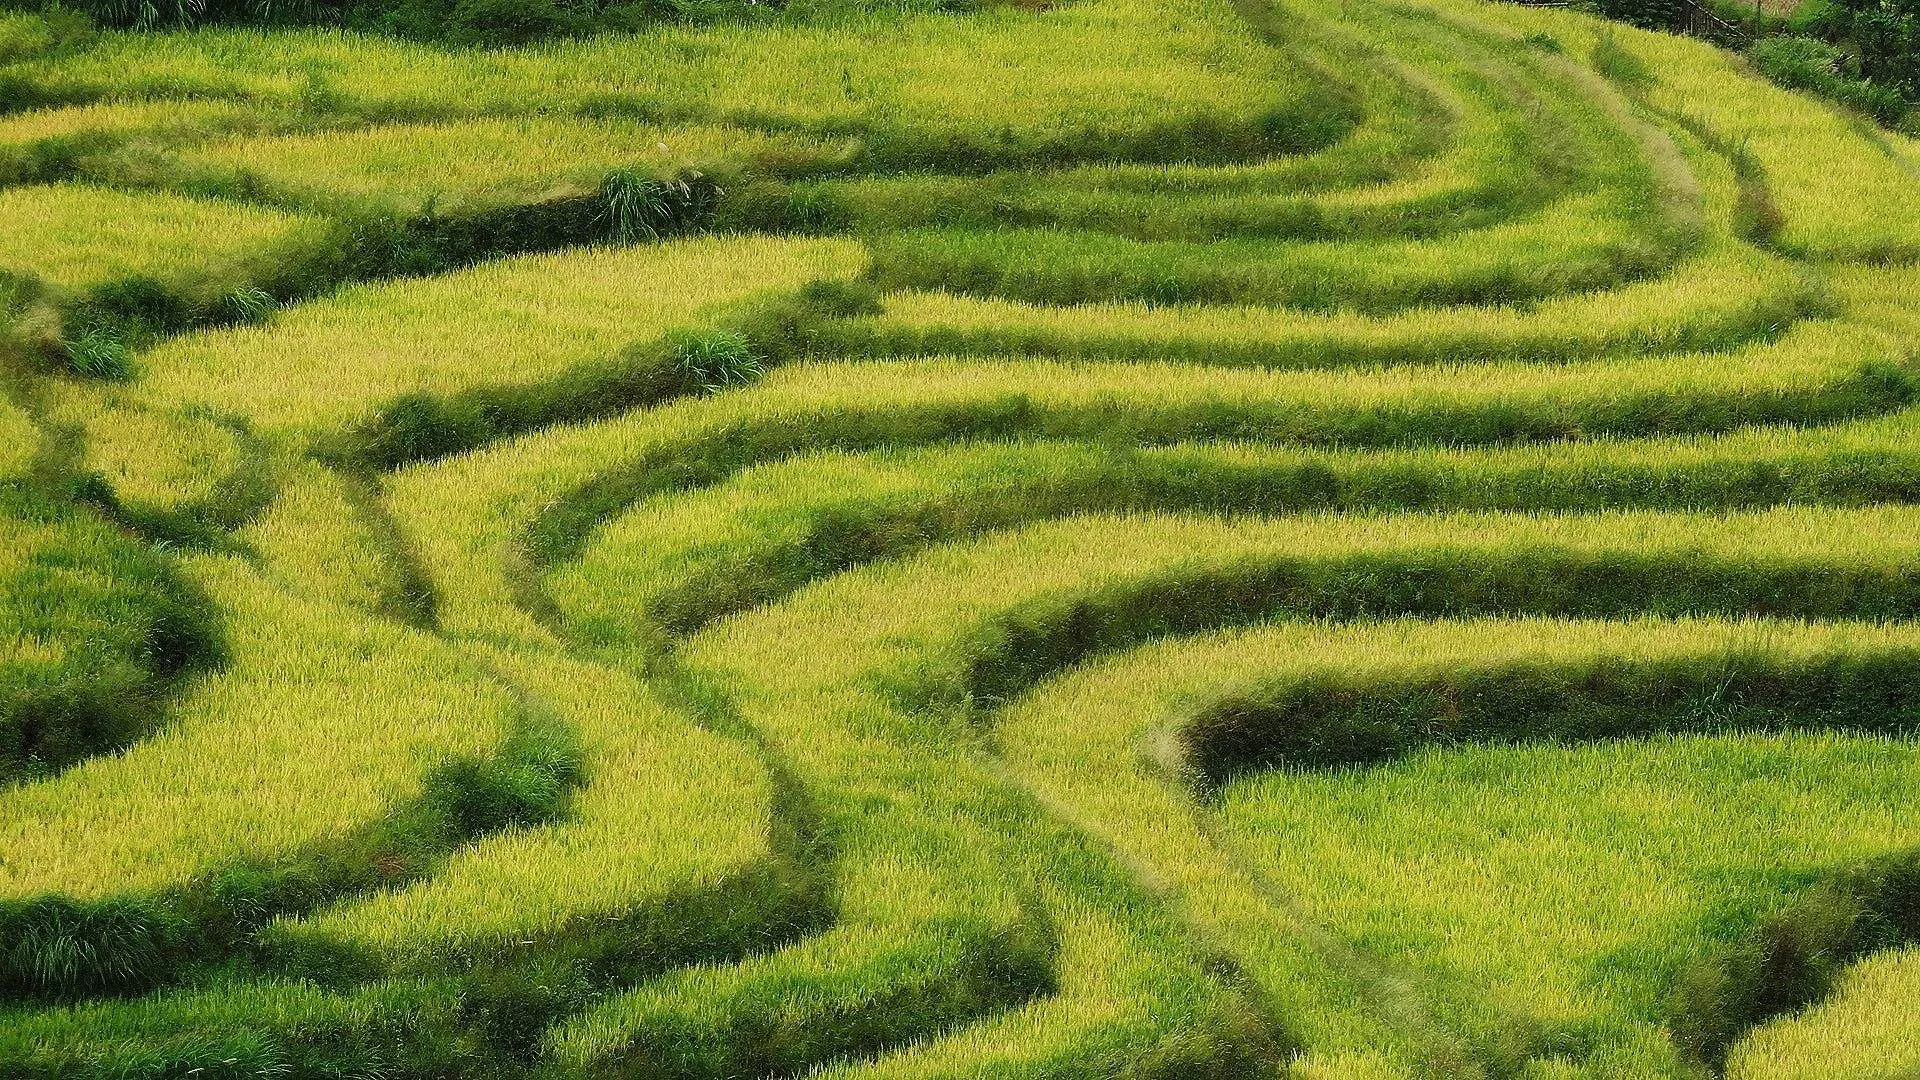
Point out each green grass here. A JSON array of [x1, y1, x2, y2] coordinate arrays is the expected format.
[[518, 420, 1920, 646], [0, 395, 36, 479], [41, 381, 267, 538], [0, 552, 559, 998], [270, 643, 814, 986], [140, 116, 854, 219], [786, 2, 1562, 242], [0, 100, 257, 186], [238, 456, 424, 619], [1438, 0, 1920, 262], [1005, 617, 1920, 1076], [0, 0, 1352, 167], [651, 507, 1920, 1072], [0, 977, 467, 1078], [0, 501, 220, 786], [869, 196, 1690, 311], [131, 235, 865, 457], [0, 182, 342, 372], [1726, 947, 1920, 1079], [8, 0, 1920, 1068], [0, 182, 330, 296], [839, 251, 1815, 367]]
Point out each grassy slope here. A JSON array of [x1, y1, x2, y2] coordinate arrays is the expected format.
[[1, 0, 1919, 1073]]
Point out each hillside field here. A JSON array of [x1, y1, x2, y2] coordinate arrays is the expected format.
[[1, 0, 1919, 1074]]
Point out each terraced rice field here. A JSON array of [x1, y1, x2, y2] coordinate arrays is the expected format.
[[1, 0, 1918, 1073]]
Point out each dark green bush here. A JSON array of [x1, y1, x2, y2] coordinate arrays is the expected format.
[[59, 324, 132, 380], [1807, 0, 1920, 102], [669, 328, 761, 393], [1586, 0, 1683, 33], [1750, 34, 1913, 127]]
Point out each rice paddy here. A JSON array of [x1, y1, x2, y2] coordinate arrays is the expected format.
[[2, 0, 1918, 1071]]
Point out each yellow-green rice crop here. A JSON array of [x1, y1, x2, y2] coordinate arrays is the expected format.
[[796, 0, 1581, 242], [0, 397, 36, 479], [149, 117, 857, 218], [848, 240, 1815, 368], [132, 235, 864, 437], [9, 0, 1920, 1067], [1425, 0, 1920, 261], [0, 101, 245, 146], [0, 11, 58, 62], [0, 183, 329, 296], [0, 504, 220, 787], [238, 456, 425, 619], [1008, 616, 1920, 1075], [2, 0, 1345, 164], [40, 381, 247, 520], [656, 509, 1920, 1071], [871, 192, 1691, 311], [0, 100, 258, 185], [0, 552, 518, 902], [1726, 948, 1920, 1079], [272, 643, 790, 972]]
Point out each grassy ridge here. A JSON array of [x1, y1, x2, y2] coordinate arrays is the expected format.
[[128, 236, 866, 461], [646, 509, 1920, 1072], [1725, 948, 1920, 1078], [0, 502, 220, 784], [6, 0, 1920, 1068], [0, 0, 1352, 167], [1446, 1, 1920, 261], [0, 554, 568, 999], [269, 645, 829, 1025], [835, 241, 1819, 369]]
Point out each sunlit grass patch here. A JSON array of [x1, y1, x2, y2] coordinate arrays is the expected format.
[[150, 116, 857, 218], [0, 100, 257, 185], [1, 0, 1348, 166], [849, 241, 1816, 367], [0, 553, 515, 901], [0, 183, 329, 297], [870, 193, 1689, 311], [0, 552, 571, 1000], [1726, 947, 1920, 1079], [133, 235, 865, 442], [0, 976, 463, 1077], [1436, 0, 1920, 262], [0, 183, 340, 373], [0, 101, 242, 145], [273, 644, 798, 977], [0, 397, 37, 480], [1004, 615, 1920, 1073], [1221, 723, 1918, 1057], [40, 382, 258, 533], [238, 458, 418, 619]]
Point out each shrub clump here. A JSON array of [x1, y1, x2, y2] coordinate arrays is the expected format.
[[1750, 34, 1915, 129]]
